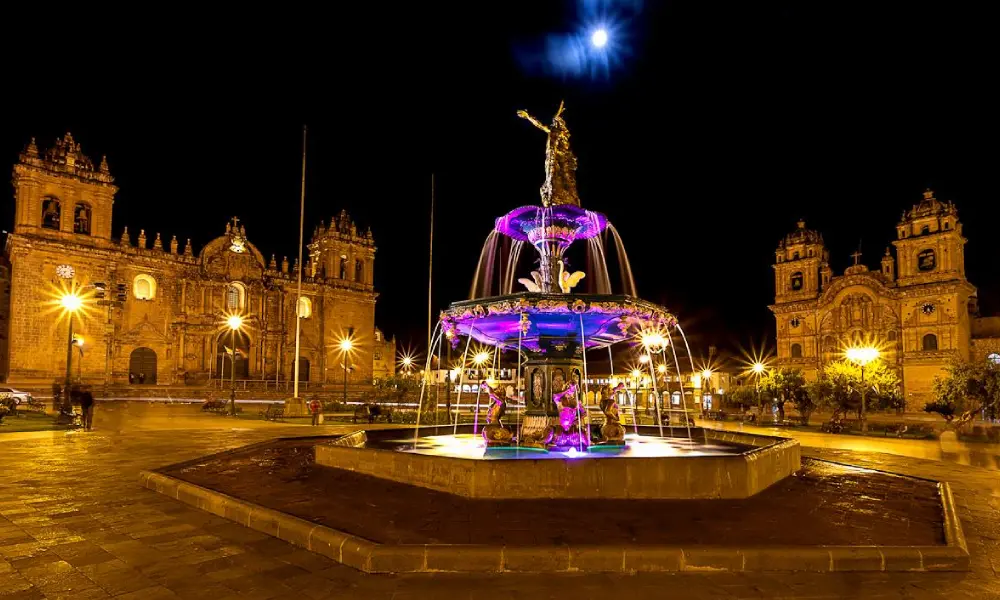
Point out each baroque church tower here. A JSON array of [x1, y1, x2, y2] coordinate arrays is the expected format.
[[770, 190, 978, 407]]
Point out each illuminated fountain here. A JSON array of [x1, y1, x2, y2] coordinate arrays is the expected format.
[[316, 104, 801, 498]]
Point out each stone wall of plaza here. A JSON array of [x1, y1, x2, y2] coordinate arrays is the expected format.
[[1, 133, 384, 390], [770, 190, 1000, 409]]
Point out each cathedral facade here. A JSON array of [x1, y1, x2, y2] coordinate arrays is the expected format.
[[2, 133, 382, 390], [770, 190, 999, 408]]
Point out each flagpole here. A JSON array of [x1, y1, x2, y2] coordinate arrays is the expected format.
[[427, 174, 434, 356], [293, 126, 307, 399]]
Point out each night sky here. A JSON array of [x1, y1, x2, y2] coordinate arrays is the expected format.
[[2, 2, 997, 361]]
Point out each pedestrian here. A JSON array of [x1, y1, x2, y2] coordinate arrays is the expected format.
[[309, 397, 322, 426], [80, 386, 95, 431], [139, 372, 146, 384], [52, 381, 62, 412]]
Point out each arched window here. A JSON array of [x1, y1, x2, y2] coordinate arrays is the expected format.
[[41, 197, 61, 229], [887, 330, 898, 342], [917, 249, 936, 271], [944, 222, 950, 230], [132, 274, 156, 300], [920, 225, 930, 235], [790, 343, 803, 359], [226, 282, 246, 310], [339, 256, 348, 279], [823, 336, 836, 351], [792, 251, 800, 260], [296, 296, 312, 319], [988, 353, 1000, 365], [355, 259, 364, 282], [922, 333, 938, 351], [790, 272, 803, 291], [73, 203, 92, 235]]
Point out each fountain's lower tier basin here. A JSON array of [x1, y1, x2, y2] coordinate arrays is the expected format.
[[315, 426, 801, 499]]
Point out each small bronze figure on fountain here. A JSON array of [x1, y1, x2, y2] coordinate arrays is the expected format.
[[480, 382, 514, 446], [597, 382, 627, 445]]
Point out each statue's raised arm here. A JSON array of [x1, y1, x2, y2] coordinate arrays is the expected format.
[[517, 110, 550, 133]]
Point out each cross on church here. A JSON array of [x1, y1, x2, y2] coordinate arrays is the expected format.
[[851, 250, 863, 265], [230, 216, 240, 229]]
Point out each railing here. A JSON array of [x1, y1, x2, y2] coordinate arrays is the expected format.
[[207, 378, 374, 392]]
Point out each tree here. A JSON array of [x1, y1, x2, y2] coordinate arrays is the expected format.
[[759, 367, 807, 422], [374, 375, 420, 406], [820, 359, 902, 420], [726, 385, 757, 411], [925, 360, 1000, 429]]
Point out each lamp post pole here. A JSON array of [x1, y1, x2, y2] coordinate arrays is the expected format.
[[63, 311, 75, 414], [230, 328, 237, 416], [860, 363, 867, 432], [343, 360, 349, 406]]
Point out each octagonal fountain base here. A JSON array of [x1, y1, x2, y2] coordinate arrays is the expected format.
[[314, 426, 801, 500]]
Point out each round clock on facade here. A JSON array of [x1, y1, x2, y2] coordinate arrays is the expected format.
[[55, 264, 75, 279], [921, 303, 936, 315]]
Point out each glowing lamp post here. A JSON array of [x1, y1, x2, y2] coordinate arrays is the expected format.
[[401, 355, 413, 377], [339, 337, 354, 406], [701, 369, 713, 410], [846, 346, 880, 432], [752, 362, 767, 414], [226, 315, 243, 416], [60, 292, 83, 415]]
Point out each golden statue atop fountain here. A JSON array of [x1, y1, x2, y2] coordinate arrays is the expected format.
[[517, 101, 581, 207]]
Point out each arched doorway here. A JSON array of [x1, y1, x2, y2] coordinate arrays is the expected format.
[[297, 358, 310, 383], [129, 348, 157, 384], [217, 330, 250, 379]]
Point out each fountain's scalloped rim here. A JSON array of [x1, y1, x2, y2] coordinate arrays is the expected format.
[[440, 292, 676, 350]]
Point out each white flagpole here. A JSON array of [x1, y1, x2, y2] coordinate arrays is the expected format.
[[293, 126, 307, 399]]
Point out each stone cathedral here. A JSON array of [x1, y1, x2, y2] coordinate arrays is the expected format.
[[1, 133, 388, 389], [770, 190, 999, 407]]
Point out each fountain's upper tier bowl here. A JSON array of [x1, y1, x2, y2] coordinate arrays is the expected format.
[[495, 204, 607, 245], [441, 293, 676, 351]]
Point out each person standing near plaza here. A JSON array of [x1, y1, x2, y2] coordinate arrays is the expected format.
[[80, 386, 95, 431], [309, 397, 322, 426]]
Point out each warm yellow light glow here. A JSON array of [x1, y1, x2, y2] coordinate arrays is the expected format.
[[339, 338, 354, 352], [226, 315, 244, 330], [61, 293, 83, 312], [639, 354, 651, 364], [401, 356, 413, 368], [701, 369, 713, 381], [657, 363, 667, 374], [752, 362, 766, 375], [639, 330, 667, 352], [631, 369, 642, 379], [845, 346, 880, 366], [73, 336, 84, 347], [473, 350, 491, 366], [609, 376, 620, 387]]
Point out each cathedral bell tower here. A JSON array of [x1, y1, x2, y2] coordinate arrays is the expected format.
[[773, 220, 827, 303], [12, 133, 117, 242], [892, 189, 965, 286]]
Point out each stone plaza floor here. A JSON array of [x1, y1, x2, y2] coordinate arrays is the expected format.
[[1, 402, 998, 599]]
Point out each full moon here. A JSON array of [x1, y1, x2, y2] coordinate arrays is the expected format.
[[591, 28, 609, 48]]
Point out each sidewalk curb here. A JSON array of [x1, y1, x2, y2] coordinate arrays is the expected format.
[[138, 469, 970, 574]]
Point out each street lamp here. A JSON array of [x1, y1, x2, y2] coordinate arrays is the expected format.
[[60, 292, 83, 416], [752, 362, 767, 418], [701, 368, 713, 410], [226, 314, 243, 416], [845, 346, 880, 432], [339, 336, 354, 406]]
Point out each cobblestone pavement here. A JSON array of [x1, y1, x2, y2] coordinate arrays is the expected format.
[[1, 404, 998, 599]]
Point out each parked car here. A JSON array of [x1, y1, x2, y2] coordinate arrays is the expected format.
[[0, 387, 33, 406]]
